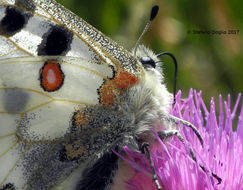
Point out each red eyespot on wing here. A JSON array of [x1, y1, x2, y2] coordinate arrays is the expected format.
[[40, 61, 64, 92]]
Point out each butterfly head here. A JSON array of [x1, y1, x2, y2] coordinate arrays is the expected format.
[[125, 45, 172, 134], [134, 45, 160, 70], [128, 5, 173, 113]]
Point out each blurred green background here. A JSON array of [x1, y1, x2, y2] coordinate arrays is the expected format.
[[56, 0, 242, 105]]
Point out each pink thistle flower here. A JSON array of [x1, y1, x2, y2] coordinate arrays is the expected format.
[[120, 89, 243, 190]]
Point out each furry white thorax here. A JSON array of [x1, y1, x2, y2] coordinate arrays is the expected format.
[[122, 45, 173, 136]]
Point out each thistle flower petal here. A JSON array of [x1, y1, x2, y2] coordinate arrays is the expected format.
[[123, 89, 243, 190]]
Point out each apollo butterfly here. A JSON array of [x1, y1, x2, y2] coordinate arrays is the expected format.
[[0, 0, 203, 189]]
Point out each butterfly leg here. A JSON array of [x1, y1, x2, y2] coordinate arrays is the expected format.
[[158, 129, 222, 184], [141, 142, 162, 190], [159, 116, 222, 184], [161, 114, 204, 147], [157, 129, 197, 162], [139, 117, 202, 190]]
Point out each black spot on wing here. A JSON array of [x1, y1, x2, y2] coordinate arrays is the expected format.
[[37, 25, 73, 56], [0, 7, 32, 36], [108, 65, 116, 80], [2, 89, 30, 113], [76, 151, 118, 190], [0, 183, 16, 190]]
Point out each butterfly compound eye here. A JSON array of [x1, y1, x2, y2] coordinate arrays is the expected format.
[[140, 56, 156, 68]]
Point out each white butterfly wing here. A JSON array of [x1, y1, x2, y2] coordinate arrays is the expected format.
[[0, 0, 142, 75], [0, 56, 114, 138], [0, 56, 114, 189], [0, 0, 144, 189], [0, 1, 96, 60]]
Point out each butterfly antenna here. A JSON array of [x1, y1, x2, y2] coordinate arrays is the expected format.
[[133, 5, 159, 56], [157, 52, 178, 105]]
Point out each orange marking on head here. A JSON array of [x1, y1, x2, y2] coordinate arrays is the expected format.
[[113, 71, 138, 89], [40, 61, 64, 92]]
